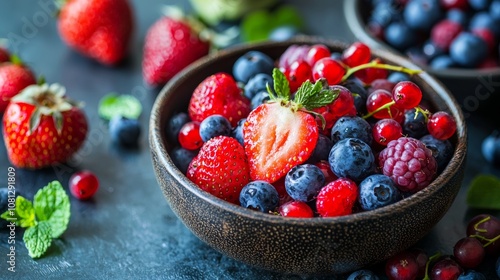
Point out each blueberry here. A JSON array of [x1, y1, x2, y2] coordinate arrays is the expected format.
[[109, 116, 141, 146], [447, 8, 469, 26], [239, 181, 279, 213], [342, 78, 368, 114], [251, 91, 270, 110], [166, 112, 190, 144], [171, 147, 197, 174], [231, 118, 246, 146], [347, 269, 380, 280], [469, 0, 492, 11], [359, 174, 402, 211], [422, 40, 445, 61], [430, 55, 456, 69], [449, 32, 488, 67], [244, 73, 273, 99], [331, 116, 373, 146], [233, 51, 274, 83], [199, 114, 232, 142], [469, 12, 499, 34], [268, 25, 300, 41], [481, 130, 500, 165], [403, 108, 428, 139], [307, 134, 334, 163], [388, 72, 410, 83], [328, 138, 376, 182], [385, 21, 418, 51], [457, 270, 486, 280], [370, 0, 402, 27], [404, 0, 443, 31], [285, 164, 325, 202], [420, 134, 454, 172], [491, 0, 500, 20]]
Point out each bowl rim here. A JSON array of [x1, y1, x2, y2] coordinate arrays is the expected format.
[[343, 0, 500, 78], [149, 37, 467, 225]]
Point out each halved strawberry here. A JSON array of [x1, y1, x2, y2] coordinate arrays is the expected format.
[[243, 69, 338, 183], [186, 136, 250, 204], [2, 83, 88, 169], [188, 72, 250, 126]]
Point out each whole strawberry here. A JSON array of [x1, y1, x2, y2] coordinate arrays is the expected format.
[[187, 136, 250, 204], [244, 69, 337, 183], [188, 72, 251, 126], [2, 83, 88, 169], [0, 55, 36, 113], [142, 16, 210, 86], [57, 0, 134, 65]]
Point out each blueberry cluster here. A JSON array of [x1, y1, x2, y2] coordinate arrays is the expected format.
[[366, 0, 500, 69]]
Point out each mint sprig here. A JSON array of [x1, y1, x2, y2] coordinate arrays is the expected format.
[[98, 93, 142, 120], [466, 174, 500, 210], [0, 181, 71, 258], [241, 5, 303, 42]]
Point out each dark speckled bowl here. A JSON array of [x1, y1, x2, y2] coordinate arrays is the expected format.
[[149, 38, 467, 275], [344, 0, 500, 119]]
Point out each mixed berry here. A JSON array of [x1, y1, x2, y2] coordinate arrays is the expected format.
[[167, 41, 458, 219], [365, 0, 500, 70]]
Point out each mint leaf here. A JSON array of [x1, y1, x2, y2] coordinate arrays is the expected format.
[[0, 196, 36, 228], [241, 5, 303, 42], [271, 68, 290, 100], [273, 5, 303, 31], [466, 174, 500, 210], [23, 221, 52, 258], [294, 79, 338, 110], [33, 181, 71, 238], [98, 94, 142, 120]]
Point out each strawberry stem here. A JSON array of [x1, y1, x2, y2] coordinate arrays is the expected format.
[[341, 60, 422, 82]]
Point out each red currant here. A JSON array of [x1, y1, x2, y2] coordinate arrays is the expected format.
[[328, 85, 355, 117], [69, 170, 99, 200], [430, 257, 463, 280], [466, 214, 500, 256], [355, 63, 389, 84], [453, 237, 485, 269], [314, 160, 338, 183], [392, 81, 423, 110], [178, 121, 203, 150], [369, 79, 396, 94], [316, 178, 358, 217], [440, 0, 469, 10], [373, 118, 403, 146], [342, 42, 371, 68], [427, 111, 457, 140], [410, 248, 429, 279], [385, 250, 420, 280], [312, 57, 346, 85], [285, 60, 313, 93], [305, 44, 331, 67], [366, 89, 402, 120], [279, 201, 314, 218]]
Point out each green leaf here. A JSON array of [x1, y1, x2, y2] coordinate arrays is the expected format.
[[273, 5, 303, 30], [23, 221, 52, 259], [466, 174, 500, 210], [271, 68, 290, 100], [33, 181, 71, 238], [0, 196, 36, 228], [98, 94, 142, 120], [293, 79, 338, 110]]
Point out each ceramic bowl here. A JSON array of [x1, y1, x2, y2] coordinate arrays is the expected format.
[[149, 37, 467, 275], [343, 0, 500, 119]]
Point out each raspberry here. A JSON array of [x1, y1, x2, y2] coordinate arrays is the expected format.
[[378, 137, 438, 193], [316, 178, 358, 217]]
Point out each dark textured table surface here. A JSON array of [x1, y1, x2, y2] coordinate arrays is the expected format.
[[0, 1, 499, 279]]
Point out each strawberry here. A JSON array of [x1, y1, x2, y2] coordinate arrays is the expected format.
[[0, 56, 36, 113], [142, 16, 210, 86], [243, 69, 338, 183], [57, 0, 134, 65], [186, 136, 250, 204], [2, 83, 88, 169], [188, 72, 251, 126]]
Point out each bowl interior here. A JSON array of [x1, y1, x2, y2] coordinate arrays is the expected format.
[[151, 37, 467, 224]]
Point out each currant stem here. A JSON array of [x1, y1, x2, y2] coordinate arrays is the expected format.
[[422, 251, 442, 280], [413, 106, 431, 123], [473, 216, 490, 233], [341, 60, 423, 82], [469, 233, 500, 247], [362, 100, 396, 119]]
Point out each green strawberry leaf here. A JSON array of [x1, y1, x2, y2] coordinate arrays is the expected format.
[[271, 68, 290, 101], [466, 174, 500, 210], [241, 5, 303, 42], [33, 181, 71, 238], [23, 221, 52, 259], [98, 94, 142, 120], [0, 196, 36, 228]]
